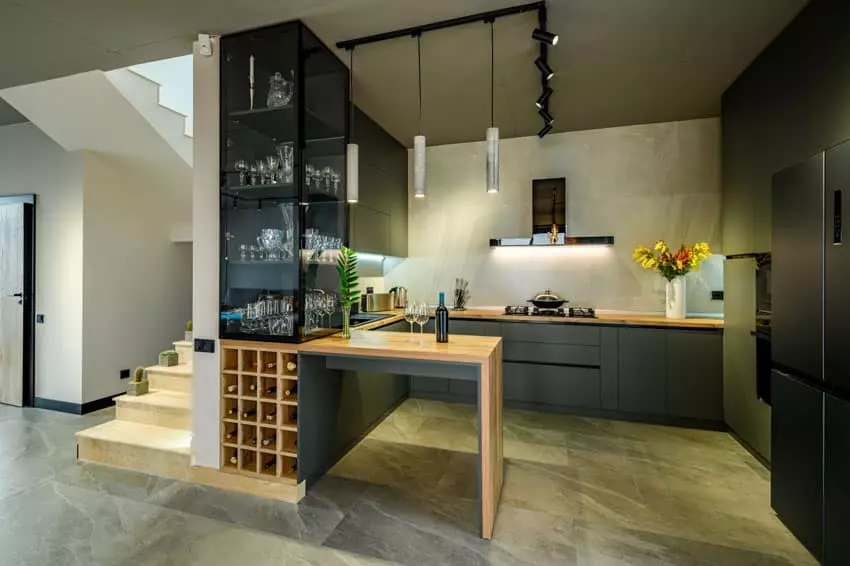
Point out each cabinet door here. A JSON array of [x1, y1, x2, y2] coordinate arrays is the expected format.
[[825, 394, 850, 565], [666, 330, 723, 421], [349, 205, 390, 256], [771, 370, 823, 562], [503, 362, 601, 409], [618, 328, 666, 415], [450, 320, 500, 336]]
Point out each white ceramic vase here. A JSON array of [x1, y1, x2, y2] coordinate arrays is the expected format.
[[666, 277, 686, 319]]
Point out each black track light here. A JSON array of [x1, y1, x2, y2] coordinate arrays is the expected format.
[[538, 107, 554, 125], [532, 28, 558, 47], [536, 86, 553, 109], [537, 123, 553, 138], [534, 57, 554, 80]]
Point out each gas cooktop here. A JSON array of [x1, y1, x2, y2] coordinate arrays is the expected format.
[[504, 305, 596, 318]]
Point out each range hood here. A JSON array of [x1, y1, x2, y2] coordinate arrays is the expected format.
[[489, 178, 615, 247]]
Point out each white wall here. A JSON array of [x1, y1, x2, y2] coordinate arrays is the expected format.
[[0, 123, 85, 403], [81, 152, 192, 403], [385, 118, 723, 314], [192, 39, 221, 468]]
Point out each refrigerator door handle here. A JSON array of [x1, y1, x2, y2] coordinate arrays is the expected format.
[[833, 189, 843, 245]]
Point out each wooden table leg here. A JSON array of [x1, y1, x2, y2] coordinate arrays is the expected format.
[[479, 343, 504, 540]]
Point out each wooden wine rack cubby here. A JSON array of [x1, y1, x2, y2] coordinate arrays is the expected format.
[[221, 341, 299, 481]]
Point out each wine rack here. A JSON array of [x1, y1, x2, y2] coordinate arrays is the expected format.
[[221, 341, 299, 481]]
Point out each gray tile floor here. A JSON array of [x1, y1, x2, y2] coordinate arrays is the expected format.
[[0, 399, 815, 566]]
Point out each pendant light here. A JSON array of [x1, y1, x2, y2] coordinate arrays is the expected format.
[[346, 49, 359, 203], [486, 20, 499, 194], [413, 34, 426, 198]]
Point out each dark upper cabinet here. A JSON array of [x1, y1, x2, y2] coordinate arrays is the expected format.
[[219, 22, 349, 343], [349, 107, 407, 257], [665, 330, 723, 421], [618, 328, 667, 415]]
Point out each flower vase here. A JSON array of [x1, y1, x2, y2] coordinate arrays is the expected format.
[[666, 277, 686, 319], [341, 305, 352, 339]]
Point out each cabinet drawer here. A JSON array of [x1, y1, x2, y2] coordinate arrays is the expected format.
[[449, 319, 500, 336], [500, 322, 599, 345], [504, 362, 601, 408], [503, 341, 599, 367]]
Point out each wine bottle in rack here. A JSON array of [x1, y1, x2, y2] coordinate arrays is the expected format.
[[286, 361, 297, 373], [265, 385, 277, 396], [290, 460, 298, 473], [226, 407, 238, 417], [263, 458, 276, 470], [262, 435, 275, 447], [265, 361, 276, 371], [248, 382, 257, 392], [250, 437, 258, 446], [290, 410, 298, 423], [226, 384, 237, 393], [229, 455, 238, 465], [241, 408, 257, 419], [284, 383, 297, 397], [225, 430, 236, 441], [264, 410, 277, 422]]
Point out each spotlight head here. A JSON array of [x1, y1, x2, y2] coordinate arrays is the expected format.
[[538, 107, 554, 125], [535, 86, 553, 109], [532, 28, 558, 47], [534, 57, 554, 80], [537, 123, 553, 138]]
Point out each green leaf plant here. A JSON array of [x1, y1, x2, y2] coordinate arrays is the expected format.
[[337, 246, 360, 308]]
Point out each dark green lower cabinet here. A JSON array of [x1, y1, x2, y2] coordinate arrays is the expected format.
[[618, 328, 667, 415], [666, 331, 723, 421], [504, 362, 601, 408]]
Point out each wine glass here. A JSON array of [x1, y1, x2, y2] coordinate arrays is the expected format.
[[266, 155, 280, 184], [415, 302, 429, 336], [234, 159, 248, 186], [404, 303, 417, 334]]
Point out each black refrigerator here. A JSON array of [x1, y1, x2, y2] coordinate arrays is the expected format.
[[772, 140, 850, 565]]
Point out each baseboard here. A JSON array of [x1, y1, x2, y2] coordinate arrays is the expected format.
[[410, 390, 728, 432], [728, 427, 771, 471], [34, 395, 116, 415]]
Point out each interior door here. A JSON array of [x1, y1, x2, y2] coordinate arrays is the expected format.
[[0, 202, 25, 407]]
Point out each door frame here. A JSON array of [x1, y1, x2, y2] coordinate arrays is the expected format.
[[0, 195, 36, 407]]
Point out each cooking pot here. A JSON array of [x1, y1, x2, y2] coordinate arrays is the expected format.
[[527, 289, 568, 309]]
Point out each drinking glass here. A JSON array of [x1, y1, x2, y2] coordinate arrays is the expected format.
[[404, 303, 417, 334], [322, 167, 334, 194], [266, 155, 280, 184], [415, 303, 429, 335], [234, 159, 248, 186], [276, 142, 294, 184]]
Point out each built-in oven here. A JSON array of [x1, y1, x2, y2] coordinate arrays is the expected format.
[[754, 254, 772, 405]]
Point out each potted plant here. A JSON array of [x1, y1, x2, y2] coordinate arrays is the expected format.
[[184, 320, 192, 342], [159, 349, 179, 367], [127, 366, 149, 396], [633, 240, 711, 319], [336, 246, 359, 339]]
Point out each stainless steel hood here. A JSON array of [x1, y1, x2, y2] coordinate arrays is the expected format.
[[489, 177, 615, 247]]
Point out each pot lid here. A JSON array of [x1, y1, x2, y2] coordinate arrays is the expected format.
[[529, 289, 564, 302]]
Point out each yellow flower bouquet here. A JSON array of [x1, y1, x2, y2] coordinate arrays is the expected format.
[[633, 241, 711, 281]]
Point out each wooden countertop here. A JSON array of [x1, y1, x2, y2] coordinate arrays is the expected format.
[[357, 309, 723, 330], [300, 330, 501, 364]]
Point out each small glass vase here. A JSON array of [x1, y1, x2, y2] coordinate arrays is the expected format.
[[341, 305, 352, 339]]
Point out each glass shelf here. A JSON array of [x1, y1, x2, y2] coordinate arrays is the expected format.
[[219, 21, 349, 344]]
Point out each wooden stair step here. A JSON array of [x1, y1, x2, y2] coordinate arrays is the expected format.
[[147, 363, 192, 394], [115, 390, 191, 430]]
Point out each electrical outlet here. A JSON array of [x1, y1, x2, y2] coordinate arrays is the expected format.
[[36, 314, 44, 323], [711, 290, 724, 301], [195, 339, 215, 353], [120, 368, 130, 380]]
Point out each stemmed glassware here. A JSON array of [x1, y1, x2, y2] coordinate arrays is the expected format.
[[404, 303, 417, 334], [234, 159, 248, 186], [415, 303, 429, 335]]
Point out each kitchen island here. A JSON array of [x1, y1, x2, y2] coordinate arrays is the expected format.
[[299, 331, 504, 540]]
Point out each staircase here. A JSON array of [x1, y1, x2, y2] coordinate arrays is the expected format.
[[76, 341, 194, 481]]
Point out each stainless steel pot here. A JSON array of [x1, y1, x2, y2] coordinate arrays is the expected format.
[[527, 289, 568, 309], [388, 286, 408, 308]]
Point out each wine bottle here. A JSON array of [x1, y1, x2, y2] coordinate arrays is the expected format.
[[241, 408, 256, 419], [248, 383, 257, 392], [290, 461, 298, 473], [265, 385, 277, 396], [229, 456, 238, 465], [262, 435, 275, 447], [284, 383, 297, 397], [226, 384, 237, 393], [265, 361, 276, 371], [290, 410, 298, 423], [435, 292, 449, 343], [226, 407, 238, 417], [250, 437, 258, 446], [263, 458, 276, 470], [225, 430, 235, 441], [264, 410, 277, 422], [286, 361, 297, 373]]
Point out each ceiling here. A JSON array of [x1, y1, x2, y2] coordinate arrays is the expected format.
[[0, 0, 808, 145]]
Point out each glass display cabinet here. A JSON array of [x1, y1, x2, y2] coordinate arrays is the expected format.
[[219, 22, 349, 342]]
